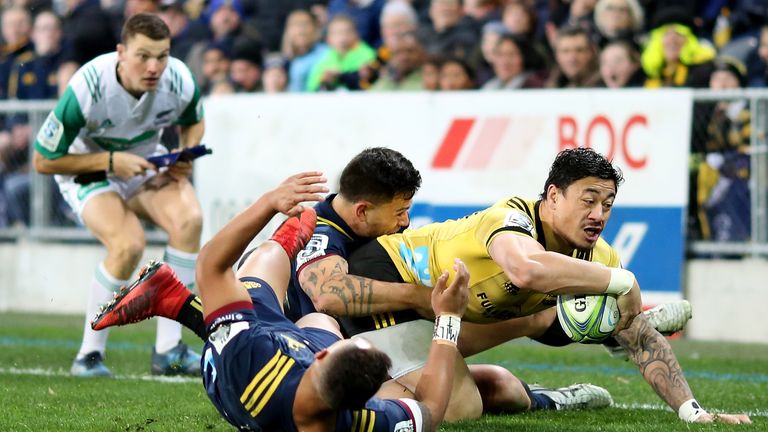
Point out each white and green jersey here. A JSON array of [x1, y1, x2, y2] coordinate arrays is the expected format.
[[34, 52, 203, 160]]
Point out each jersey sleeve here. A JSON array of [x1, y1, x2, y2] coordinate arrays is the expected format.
[[295, 224, 345, 273], [348, 397, 426, 432], [475, 206, 537, 248], [173, 59, 203, 126], [33, 85, 86, 159]]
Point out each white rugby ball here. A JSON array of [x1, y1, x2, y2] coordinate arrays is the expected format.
[[556, 294, 619, 343]]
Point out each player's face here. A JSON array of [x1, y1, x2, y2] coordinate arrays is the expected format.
[[117, 34, 170, 96], [360, 195, 412, 237], [550, 176, 616, 250]]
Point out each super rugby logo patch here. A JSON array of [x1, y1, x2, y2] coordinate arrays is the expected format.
[[296, 234, 329, 267], [503, 210, 535, 236], [38, 112, 63, 152]]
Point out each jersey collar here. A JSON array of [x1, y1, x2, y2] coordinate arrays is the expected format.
[[314, 194, 362, 243]]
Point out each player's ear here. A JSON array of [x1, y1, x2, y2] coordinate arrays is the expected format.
[[117, 43, 126, 59], [315, 349, 329, 361], [354, 201, 370, 220], [546, 184, 559, 204]]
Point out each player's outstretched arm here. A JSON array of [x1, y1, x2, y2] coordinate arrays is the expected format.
[[411, 259, 470, 431], [197, 172, 328, 317], [298, 256, 432, 317], [615, 314, 751, 424], [488, 232, 642, 332]]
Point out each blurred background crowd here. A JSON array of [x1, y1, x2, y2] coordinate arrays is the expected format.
[[0, 0, 764, 246]]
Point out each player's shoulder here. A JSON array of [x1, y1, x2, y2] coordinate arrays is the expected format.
[[163, 56, 197, 98], [592, 237, 622, 267], [493, 195, 537, 215], [480, 196, 536, 234], [68, 52, 116, 106]]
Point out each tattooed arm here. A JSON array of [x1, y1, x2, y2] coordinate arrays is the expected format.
[[615, 314, 751, 424], [297, 255, 432, 317]]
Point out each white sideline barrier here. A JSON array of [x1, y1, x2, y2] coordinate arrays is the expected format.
[[0, 240, 164, 313], [1, 242, 766, 343], [686, 260, 768, 344]]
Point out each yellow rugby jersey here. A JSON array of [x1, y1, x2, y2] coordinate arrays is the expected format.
[[376, 196, 622, 323]]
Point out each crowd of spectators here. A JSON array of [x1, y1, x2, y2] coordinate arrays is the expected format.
[[0, 0, 764, 242]]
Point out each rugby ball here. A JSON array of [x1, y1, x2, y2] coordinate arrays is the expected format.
[[556, 294, 619, 343]]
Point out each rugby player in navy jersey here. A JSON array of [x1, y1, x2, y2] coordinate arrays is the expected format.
[[123, 171, 472, 431]]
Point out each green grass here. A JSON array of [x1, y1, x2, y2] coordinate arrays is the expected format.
[[1, 312, 765, 431]]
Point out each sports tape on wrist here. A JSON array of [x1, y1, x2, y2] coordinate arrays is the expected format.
[[433, 314, 461, 346], [606, 268, 635, 296], [678, 399, 707, 422]]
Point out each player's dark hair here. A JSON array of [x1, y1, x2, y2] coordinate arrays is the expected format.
[[121, 13, 171, 44], [339, 147, 422, 204], [540, 148, 624, 199], [322, 346, 392, 409]]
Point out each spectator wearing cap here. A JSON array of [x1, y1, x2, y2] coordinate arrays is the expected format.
[[262, 53, 288, 93], [0, 7, 33, 100], [307, 14, 376, 91], [8, 10, 63, 100], [370, 32, 425, 91], [159, 0, 211, 61], [230, 39, 263, 92], [598, 39, 645, 88], [282, 9, 328, 92], [483, 33, 546, 90], [546, 25, 600, 88], [642, 7, 716, 88], [418, 0, 480, 63], [57, 0, 117, 93], [689, 56, 751, 243], [593, 0, 643, 44], [328, 0, 386, 48], [201, 42, 232, 95]]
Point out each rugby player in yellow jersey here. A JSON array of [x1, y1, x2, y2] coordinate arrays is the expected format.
[[342, 148, 750, 425]]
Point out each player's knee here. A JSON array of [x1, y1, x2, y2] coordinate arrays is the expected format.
[[108, 237, 145, 266], [172, 207, 203, 240], [473, 365, 530, 413]]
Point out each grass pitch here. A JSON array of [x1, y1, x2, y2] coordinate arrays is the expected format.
[[1, 312, 765, 431]]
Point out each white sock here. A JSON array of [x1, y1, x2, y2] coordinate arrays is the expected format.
[[155, 246, 198, 353], [77, 263, 128, 359]]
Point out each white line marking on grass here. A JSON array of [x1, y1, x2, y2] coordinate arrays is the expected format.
[[0, 367, 199, 384], [614, 402, 768, 417]]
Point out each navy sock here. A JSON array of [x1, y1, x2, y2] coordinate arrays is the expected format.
[[521, 381, 557, 411]]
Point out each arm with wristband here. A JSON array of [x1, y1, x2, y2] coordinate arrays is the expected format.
[[411, 258, 470, 432], [613, 311, 752, 425], [488, 232, 642, 333]]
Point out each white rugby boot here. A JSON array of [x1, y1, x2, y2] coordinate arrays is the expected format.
[[530, 383, 613, 410]]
